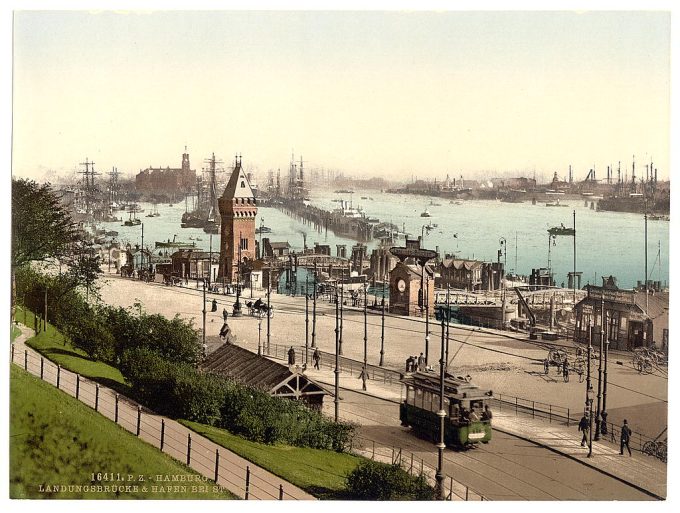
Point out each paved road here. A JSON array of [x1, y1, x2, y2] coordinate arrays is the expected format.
[[328, 389, 652, 500], [100, 275, 667, 436]]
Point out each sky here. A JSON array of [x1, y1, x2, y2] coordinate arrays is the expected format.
[[10, 7, 673, 183]]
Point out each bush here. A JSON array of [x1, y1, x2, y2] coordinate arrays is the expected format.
[[63, 311, 116, 362], [345, 460, 436, 500]]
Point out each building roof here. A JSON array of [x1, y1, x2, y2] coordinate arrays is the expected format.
[[270, 241, 292, 249], [395, 261, 435, 279], [441, 258, 483, 270], [634, 291, 669, 321], [201, 344, 331, 398], [170, 249, 219, 260], [221, 159, 255, 200]]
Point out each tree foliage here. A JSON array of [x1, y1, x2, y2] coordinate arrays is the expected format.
[[11, 179, 79, 270]]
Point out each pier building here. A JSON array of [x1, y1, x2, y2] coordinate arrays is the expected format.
[[218, 156, 258, 282]]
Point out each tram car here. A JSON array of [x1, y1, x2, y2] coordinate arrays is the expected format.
[[400, 371, 493, 448]]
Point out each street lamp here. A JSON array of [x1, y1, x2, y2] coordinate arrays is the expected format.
[[361, 277, 368, 391], [587, 385, 595, 458], [379, 274, 386, 367], [257, 309, 264, 357]]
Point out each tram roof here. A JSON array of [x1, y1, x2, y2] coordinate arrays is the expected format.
[[401, 371, 492, 401]]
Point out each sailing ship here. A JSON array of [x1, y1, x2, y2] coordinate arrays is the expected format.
[[124, 207, 141, 226]]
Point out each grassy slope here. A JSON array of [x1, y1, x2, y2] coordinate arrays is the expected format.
[[16, 306, 131, 395], [10, 365, 235, 499], [11, 324, 21, 342], [181, 420, 362, 499]]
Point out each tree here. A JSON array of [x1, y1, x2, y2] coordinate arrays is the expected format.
[[11, 179, 80, 319], [11, 179, 79, 270]]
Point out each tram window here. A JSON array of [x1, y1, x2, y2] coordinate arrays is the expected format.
[[405, 386, 411, 405], [415, 388, 423, 409], [422, 391, 430, 410]]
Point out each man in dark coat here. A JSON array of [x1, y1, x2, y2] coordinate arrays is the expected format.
[[288, 346, 296, 366], [578, 414, 589, 447], [620, 419, 632, 456]]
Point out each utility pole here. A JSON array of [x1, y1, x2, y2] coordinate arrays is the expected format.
[[435, 316, 446, 499], [573, 210, 577, 305], [425, 274, 430, 365], [305, 272, 310, 365], [445, 285, 450, 368], [587, 326, 596, 458], [208, 233, 213, 286], [334, 288, 340, 422], [266, 269, 271, 353], [202, 279, 207, 355], [339, 267, 344, 355], [594, 297, 604, 441], [44, 287, 48, 332], [379, 275, 386, 366], [362, 279, 368, 391], [141, 222, 144, 271], [311, 263, 317, 349]]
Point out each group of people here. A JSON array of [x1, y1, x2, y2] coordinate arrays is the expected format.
[[405, 353, 427, 373], [579, 414, 632, 456], [287, 346, 322, 370], [457, 404, 492, 423]]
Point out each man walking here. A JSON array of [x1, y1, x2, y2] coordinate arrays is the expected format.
[[312, 348, 321, 370], [578, 413, 589, 447], [620, 419, 632, 456], [417, 352, 426, 372]]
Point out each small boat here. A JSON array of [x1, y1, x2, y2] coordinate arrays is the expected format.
[[429, 199, 442, 206], [546, 199, 567, 207], [420, 209, 432, 218], [548, 225, 575, 236]]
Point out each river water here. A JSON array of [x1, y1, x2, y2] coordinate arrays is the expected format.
[[100, 190, 669, 290]]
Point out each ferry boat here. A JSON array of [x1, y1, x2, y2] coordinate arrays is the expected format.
[[420, 209, 432, 217]]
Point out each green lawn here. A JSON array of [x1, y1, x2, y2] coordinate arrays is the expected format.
[[16, 306, 131, 396], [10, 365, 235, 499], [181, 420, 363, 499], [11, 324, 21, 342]]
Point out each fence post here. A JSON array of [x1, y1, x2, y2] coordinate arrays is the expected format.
[[95, 384, 100, 412], [420, 459, 424, 475], [245, 466, 250, 500], [450, 477, 454, 500], [567, 408, 570, 427], [214, 449, 220, 483], [114, 394, 119, 423], [40, 357, 44, 379], [76, 374, 80, 400], [24, 350, 28, 371], [410, 453, 414, 474], [549, 404, 552, 423], [187, 433, 192, 465], [136, 406, 142, 436], [56, 365, 61, 389], [532, 400, 535, 418], [466, 486, 469, 501], [11, 344, 14, 363], [279, 484, 284, 500], [372, 440, 375, 460], [160, 419, 165, 451], [391, 447, 395, 463]]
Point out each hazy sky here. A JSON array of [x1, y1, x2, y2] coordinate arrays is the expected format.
[[12, 9, 671, 182]]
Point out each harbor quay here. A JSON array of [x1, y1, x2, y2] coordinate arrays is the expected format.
[[98, 272, 667, 441]]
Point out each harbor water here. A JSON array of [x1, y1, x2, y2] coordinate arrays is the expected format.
[[100, 190, 670, 290]]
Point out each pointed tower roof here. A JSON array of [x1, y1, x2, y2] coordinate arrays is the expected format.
[[221, 156, 255, 200]]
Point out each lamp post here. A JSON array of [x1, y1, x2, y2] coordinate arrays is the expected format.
[[311, 263, 317, 349], [594, 300, 605, 440], [257, 310, 263, 357], [334, 288, 340, 422], [379, 274, 386, 366], [362, 278, 368, 391], [233, 231, 243, 316], [339, 267, 344, 355], [266, 268, 271, 353], [435, 316, 447, 499], [425, 274, 430, 366], [201, 278, 207, 356], [587, 385, 595, 458], [305, 272, 310, 365]]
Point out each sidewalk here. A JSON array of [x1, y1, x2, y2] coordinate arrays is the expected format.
[[11, 324, 315, 501], [300, 357, 667, 500]]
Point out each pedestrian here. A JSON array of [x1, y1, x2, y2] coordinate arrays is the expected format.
[[481, 404, 493, 422], [469, 408, 480, 422], [288, 346, 296, 366], [620, 419, 632, 456], [313, 348, 321, 370], [417, 352, 425, 372], [578, 413, 589, 447], [600, 411, 608, 435], [223, 308, 228, 322]]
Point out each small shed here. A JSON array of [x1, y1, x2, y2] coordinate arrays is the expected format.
[[201, 344, 331, 410]]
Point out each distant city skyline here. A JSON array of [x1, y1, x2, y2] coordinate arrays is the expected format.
[[12, 10, 671, 183]]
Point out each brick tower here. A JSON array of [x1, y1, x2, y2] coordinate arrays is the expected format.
[[218, 156, 258, 282]]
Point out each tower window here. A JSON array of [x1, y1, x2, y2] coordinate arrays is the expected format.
[[240, 239, 249, 250], [241, 181, 245, 188]]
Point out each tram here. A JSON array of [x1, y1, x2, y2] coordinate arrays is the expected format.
[[400, 371, 493, 448]]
